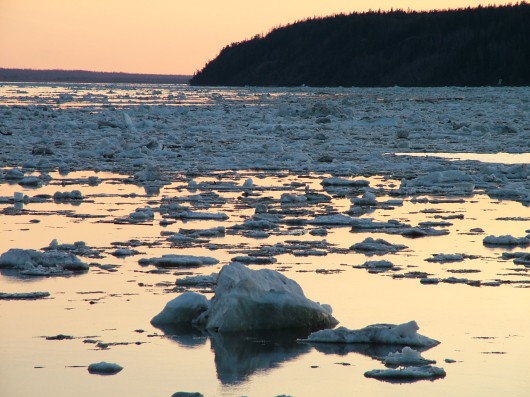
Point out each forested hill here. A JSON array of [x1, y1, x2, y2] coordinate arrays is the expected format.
[[190, 3, 530, 87]]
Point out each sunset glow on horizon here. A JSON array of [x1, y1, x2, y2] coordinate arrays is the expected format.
[[0, 0, 515, 75]]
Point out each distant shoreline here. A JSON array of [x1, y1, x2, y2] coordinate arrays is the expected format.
[[0, 68, 191, 84]]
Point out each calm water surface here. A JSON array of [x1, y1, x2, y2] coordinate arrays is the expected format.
[[1, 170, 529, 397]]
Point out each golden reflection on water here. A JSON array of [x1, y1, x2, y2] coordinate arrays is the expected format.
[[1, 170, 529, 397]]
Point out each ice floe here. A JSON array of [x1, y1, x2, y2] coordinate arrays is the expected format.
[[483, 234, 530, 246], [0, 291, 50, 300], [0, 248, 88, 276], [364, 365, 446, 381], [303, 321, 439, 347], [382, 346, 436, 367], [350, 238, 407, 255], [152, 262, 337, 332], [139, 255, 219, 268], [87, 361, 123, 375]]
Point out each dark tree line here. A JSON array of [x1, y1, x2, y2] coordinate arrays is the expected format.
[[190, 3, 530, 87], [0, 69, 190, 84]]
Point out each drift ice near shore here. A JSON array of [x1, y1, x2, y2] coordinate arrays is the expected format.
[[151, 262, 337, 332]]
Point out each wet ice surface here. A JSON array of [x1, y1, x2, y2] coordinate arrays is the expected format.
[[0, 84, 529, 397]]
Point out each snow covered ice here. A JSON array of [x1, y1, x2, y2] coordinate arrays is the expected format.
[[303, 321, 440, 347]]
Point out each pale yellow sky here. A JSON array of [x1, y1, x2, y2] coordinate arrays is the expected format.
[[0, 0, 512, 75]]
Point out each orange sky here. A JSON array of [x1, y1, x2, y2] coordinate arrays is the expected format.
[[0, 0, 513, 75]]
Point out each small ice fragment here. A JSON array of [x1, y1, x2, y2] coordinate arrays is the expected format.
[[13, 192, 24, 202], [87, 361, 123, 375], [383, 346, 436, 367], [364, 365, 446, 381], [139, 254, 219, 268], [350, 238, 407, 255]]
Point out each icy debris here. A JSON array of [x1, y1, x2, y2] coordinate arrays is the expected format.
[[394, 227, 449, 238], [350, 218, 409, 231], [110, 248, 140, 257], [126, 207, 155, 222], [310, 214, 356, 226], [441, 277, 480, 286], [240, 219, 278, 230], [322, 178, 370, 187], [167, 233, 196, 244], [303, 321, 439, 348], [350, 238, 407, 255], [172, 211, 228, 221], [87, 361, 123, 375], [280, 193, 307, 204], [151, 292, 210, 327], [176, 273, 218, 287], [0, 248, 88, 276], [383, 346, 436, 367], [5, 168, 25, 179], [179, 226, 225, 238], [45, 240, 100, 257], [483, 235, 530, 246], [354, 260, 395, 273], [153, 263, 337, 333], [123, 112, 136, 132], [45, 334, 74, 340], [364, 365, 446, 381], [18, 176, 43, 187], [243, 230, 270, 239], [232, 256, 277, 265], [53, 190, 83, 201], [502, 252, 530, 266], [139, 255, 219, 268], [351, 191, 378, 206], [425, 254, 465, 263], [242, 178, 254, 189], [134, 164, 164, 182], [400, 170, 474, 194], [0, 291, 50, 300]]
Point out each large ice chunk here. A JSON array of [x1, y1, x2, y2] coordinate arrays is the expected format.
[[303, 321, 439, 347], [202, 263, 338, 332], [153, 263, 337, 333]]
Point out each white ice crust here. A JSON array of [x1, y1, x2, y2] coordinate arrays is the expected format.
[[383, 346, 436, 367], [303, 321, 439, 347]]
